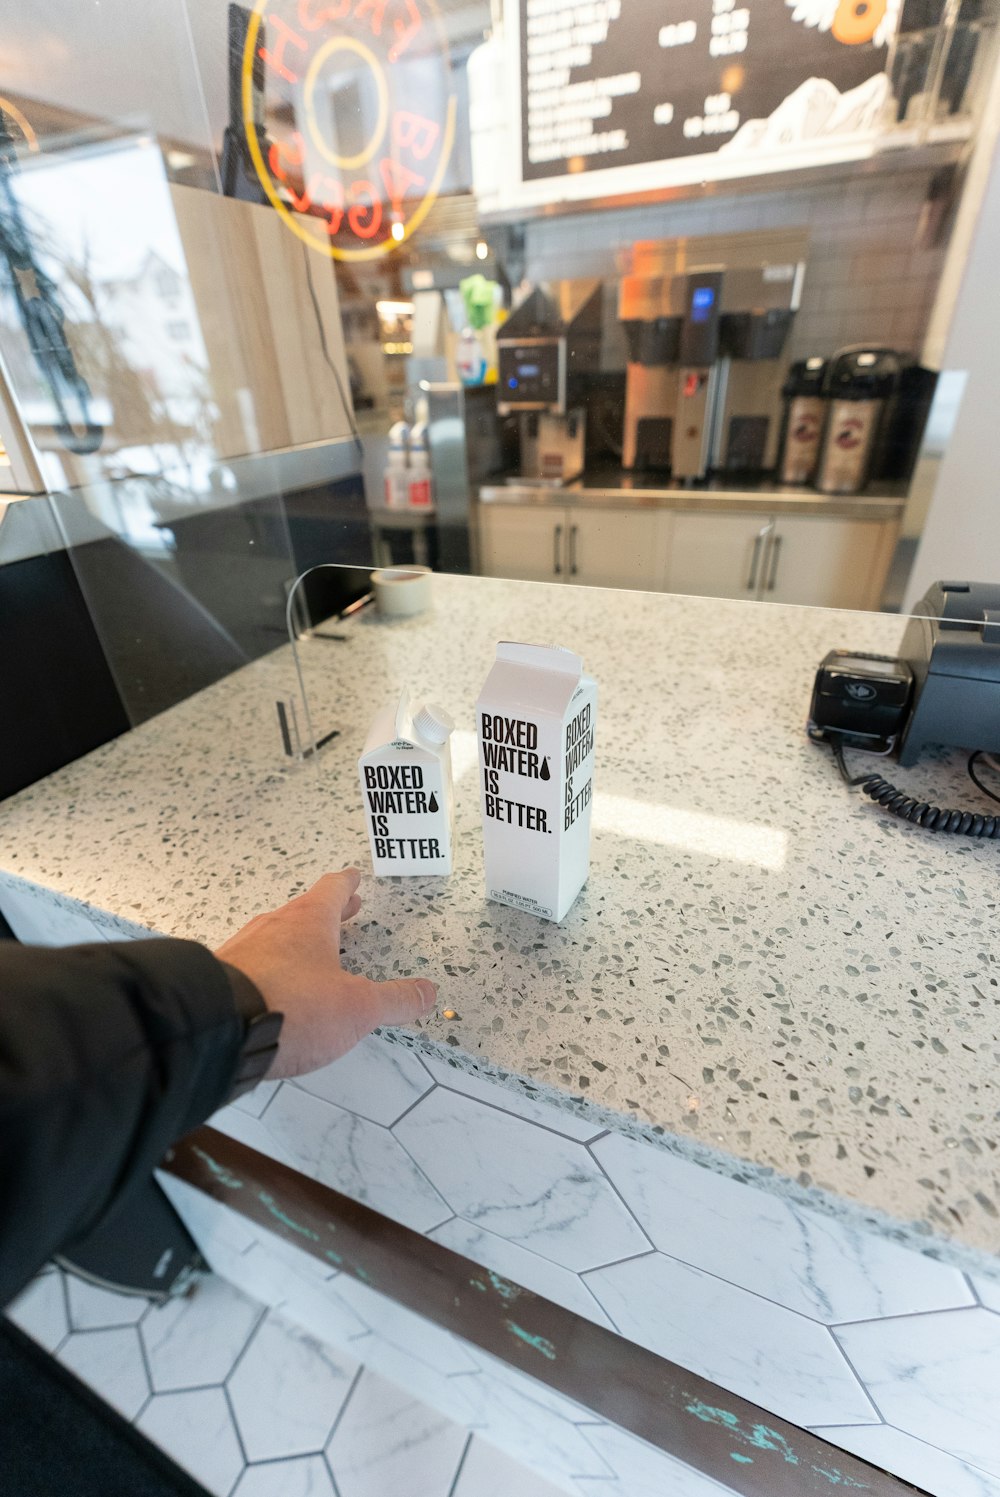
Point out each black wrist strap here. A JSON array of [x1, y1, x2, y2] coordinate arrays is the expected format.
[[218, 960, 284, 1101]]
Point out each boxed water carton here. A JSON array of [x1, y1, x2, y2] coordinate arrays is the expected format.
[[359, 690, 455, 877], [477, 643, 597, 922]]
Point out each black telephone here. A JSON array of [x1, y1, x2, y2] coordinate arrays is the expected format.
[[808, 581, 1000, 836]]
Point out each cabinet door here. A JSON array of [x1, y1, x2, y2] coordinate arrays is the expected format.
[[763, 516, 896, 610], [477, 505, 566, 583], [566, 508, 663, 590], [663, 511, 775, 600]]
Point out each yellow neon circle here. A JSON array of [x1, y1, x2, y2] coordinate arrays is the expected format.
[[0, 97, 40, 152], [304, 36, 388, 171], [242, 0, 456, 262]]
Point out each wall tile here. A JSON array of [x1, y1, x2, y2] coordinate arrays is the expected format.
[[815, 1424, 1000, 1497], [251, 1254, 370, 1344], [5, 1270, 69, 1351], [208, 1102, 304, 1171], [330, 1275, 480, 1376], [57, 1325, 150, 1420], [259, 1085, 451, 1233], [974, 1275, 1000, 1314], [834, 1309, 1000, 1478], [590, 1132, 973, 1322], [0, 878, 107, 946], [429, 1218, 615, 1329], [294, 1034, 433, 1126], [452, 1361, 613, 1487], [141, 1274, 262, 1391], [227, 1312, 360, 1461], [584, 1252, 877, 1428], [453, 1436, 573, 1497], [325, 1367, 468, 1497], [137, 1387, 245, 1496], [394, 1089, 649, 1272], [418, 1052, 604, 1140], [576, 1422, 735, 1497]]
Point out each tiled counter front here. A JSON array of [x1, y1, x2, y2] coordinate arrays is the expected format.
[[4, 872, 1000, 1497]]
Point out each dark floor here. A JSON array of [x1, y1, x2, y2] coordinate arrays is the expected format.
[[0, 1318, 207, 1497]]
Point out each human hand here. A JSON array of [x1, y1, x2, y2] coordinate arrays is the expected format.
[[215, 868, 437, 1079]]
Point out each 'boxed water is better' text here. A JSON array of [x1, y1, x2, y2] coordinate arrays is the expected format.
[[359, 690, 455, 876], [477, 642, 597, 921]]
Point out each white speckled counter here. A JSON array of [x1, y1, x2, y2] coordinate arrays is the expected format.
[[0, 575, 997, 1261]]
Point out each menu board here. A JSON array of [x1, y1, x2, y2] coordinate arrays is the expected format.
[[521, 0, 896, 183]]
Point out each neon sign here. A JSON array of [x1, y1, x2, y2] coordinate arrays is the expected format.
[[241, 0, 457, 261]]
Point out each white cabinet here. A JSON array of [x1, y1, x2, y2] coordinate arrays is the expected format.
[[664, 511, 897, 610], [478, 501, 898, 611], [762, 516, 897, 611], [478, 504, 663, 590], [565, 508, 663, 590], [664, 512, 775, 601], [476, 505, 563, 584]]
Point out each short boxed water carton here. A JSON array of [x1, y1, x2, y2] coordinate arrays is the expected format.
[[477, 643, 597, 921], [359, 690, 455, 876]]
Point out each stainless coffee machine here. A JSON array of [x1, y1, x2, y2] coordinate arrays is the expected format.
[[619, 233, 807, 481], [497, 282, 604, 483]]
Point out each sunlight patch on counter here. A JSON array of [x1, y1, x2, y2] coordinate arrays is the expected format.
[[592, 792, 787, 870]]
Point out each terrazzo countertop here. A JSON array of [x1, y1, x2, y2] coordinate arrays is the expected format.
[[1, 575, 997, 1261]]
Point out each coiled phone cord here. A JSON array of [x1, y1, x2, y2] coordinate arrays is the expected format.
[[833, 743, 1000, 837]]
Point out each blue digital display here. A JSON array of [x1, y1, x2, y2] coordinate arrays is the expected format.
[[690, 286, 715, 322], [517, 363, 541, 378]]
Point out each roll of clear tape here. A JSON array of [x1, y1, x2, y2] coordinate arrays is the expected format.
[[371, 565, 433, 617]]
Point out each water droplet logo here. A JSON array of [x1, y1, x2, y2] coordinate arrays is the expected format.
[[428, 791, 439, 813], [539, 758, 551, 781]]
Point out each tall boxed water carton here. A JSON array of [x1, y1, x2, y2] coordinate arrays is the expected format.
[[476, 643, 597, 921], [359, 690, 455, 876]]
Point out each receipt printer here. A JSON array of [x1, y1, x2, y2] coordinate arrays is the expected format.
[[897, 581, 1000, 765]]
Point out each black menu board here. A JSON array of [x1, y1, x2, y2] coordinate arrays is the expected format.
[[521, 0, 894, 182]]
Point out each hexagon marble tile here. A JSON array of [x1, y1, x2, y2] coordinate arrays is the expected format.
[[232, 1455, 337, 1497], [66, 1276, 149, 1331], [140, 1273, 262, 1391], [293, 1033, 433, 1126], [227, 1313, 360, 1461], [417, 1050, 605, 1140], [453, 1435, 575, 1497], [835, 1308, 1000, 1478], [325, 1367, 468, 1497], [572, 1422, 736, 1497], [590, 1131, 975, 1324], [584, 1251, 878, 1428], [429, 1216, 615, 1329], [5, 1269, 68, 1352], [815, 1425, 1000, 1497], [247, 1083, 452, 1233], [137, 1385, 245, 1494], [57, 1324, 150, 1421], [393, 1087, 650, 1271]]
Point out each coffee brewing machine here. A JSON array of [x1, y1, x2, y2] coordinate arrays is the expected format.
[[497, 281, 605, 483], [619, 236, 806, 481]]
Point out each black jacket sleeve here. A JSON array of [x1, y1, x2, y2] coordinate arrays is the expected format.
[[0, 938, 254, 1307]]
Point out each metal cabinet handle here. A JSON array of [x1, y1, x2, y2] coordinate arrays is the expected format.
[[554, 524, 562, 575], [766, 533, 782, 591], [569, 524, 578, 576], [746, 523, 771, 591]]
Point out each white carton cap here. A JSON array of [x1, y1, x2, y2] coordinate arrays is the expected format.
[[413, 703, 454, 743]]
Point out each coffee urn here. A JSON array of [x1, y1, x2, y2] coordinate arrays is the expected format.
[[777, 357, 827, 484], [815, 348, 901, 495]]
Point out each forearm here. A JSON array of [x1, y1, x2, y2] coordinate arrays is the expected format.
[[0, 939, 248, 1305]]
